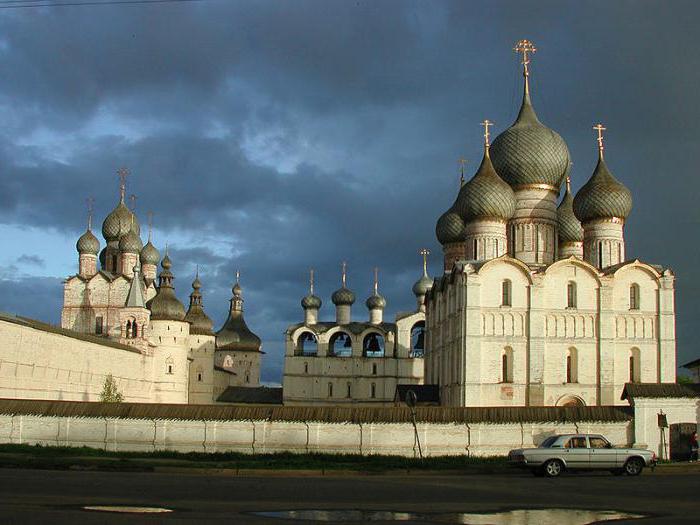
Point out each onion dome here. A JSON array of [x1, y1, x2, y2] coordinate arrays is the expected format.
[[573, 145, 632, 223], [140, 240, 160, 266], [216, 276, 262, 352], [490, 60, 570, 190], [102, 201, 140, 242], [302, 294, 322, 309], [146, 255, 186, 321], [365, 269, 386, 310], [557, 177, 583, 242], [456, 141, 516, 222], [77, 229, 100, 255], [118, 226, 143, 254], [413, 248, 433, 296], [435, 207, 465, 245], [365, 293, 386, 310], [331, 263, 355, 306], [184, 272, 214, 336], [99, 247, 107, 267]]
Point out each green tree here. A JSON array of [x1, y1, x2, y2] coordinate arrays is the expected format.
[[677, 375, 693, 385], [99, 374, 123, 403]]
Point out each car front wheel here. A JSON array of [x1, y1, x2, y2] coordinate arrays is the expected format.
[[543, 459, 564, 478], [624, 457, 644, 476]]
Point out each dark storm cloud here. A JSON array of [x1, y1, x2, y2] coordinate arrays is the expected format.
[[0, 0, 699, 380], [17, 254, 44, 267]]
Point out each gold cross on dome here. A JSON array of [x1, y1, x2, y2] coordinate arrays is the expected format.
[[458, 157, 467, 184], [481, 119, 494, 147], [236, 269, 240, 283], [593, 123, 606, 154], [514, 39, 537, 77]]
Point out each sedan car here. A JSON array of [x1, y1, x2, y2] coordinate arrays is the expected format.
[[508, 434, 656, 477]]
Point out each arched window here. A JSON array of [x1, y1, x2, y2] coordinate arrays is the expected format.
[[165, 357, 174, 375], [370, 383, 377, 399], [501, 347, 513, 383], [297, 331, 318, 356], [196, 367, 203, 382], [410, 321, 426, 358], [566, 348, 578, 383], [629, 284, 640, 310], [567, 281, 577, 309], [327, 382, 333, 398], [473, 238, 478, 260], [304, 362, 308, 374], [111, 254, 118, 272], [346, 382, 352, 398], [501, 280, 512, 307], [629, 348, 641, 383], [125, 320, 132, 338], [363, 333, 385, 357], [329, 332, 352, 357], [372, 363, 377, 375], [597, 241, 603, 268]]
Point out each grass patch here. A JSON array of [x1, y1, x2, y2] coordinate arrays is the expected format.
[[0, 443, 506, 471]]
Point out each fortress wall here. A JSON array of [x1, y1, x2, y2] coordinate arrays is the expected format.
[[0, 412, 633, 457], [0, 318, 153, 403]]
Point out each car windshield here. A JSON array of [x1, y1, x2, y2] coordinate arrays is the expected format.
[[538, 436, 560, 448]]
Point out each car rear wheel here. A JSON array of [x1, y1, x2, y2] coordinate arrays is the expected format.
[[543, 459, 564, 478], [624, 457, 644, 476]]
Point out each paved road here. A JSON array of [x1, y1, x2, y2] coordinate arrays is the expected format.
[[0, 467, 695, 524]]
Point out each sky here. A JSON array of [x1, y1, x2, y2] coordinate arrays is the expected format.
[[0, 0, 698, 384]]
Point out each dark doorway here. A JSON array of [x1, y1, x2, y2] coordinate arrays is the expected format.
[[670, 422, 697, 461]]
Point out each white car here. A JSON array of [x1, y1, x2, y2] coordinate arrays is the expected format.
[[508, 434, 657, 477]]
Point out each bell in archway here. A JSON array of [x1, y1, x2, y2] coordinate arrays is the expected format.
[[414, 330, 424, 350], [367, 335, 381, 353], [343, 335, 352, 348]]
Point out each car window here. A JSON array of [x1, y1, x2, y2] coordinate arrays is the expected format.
[[564, 437, 588, 449], [589, 437, 609, 449], [539, 436, 559, 448]]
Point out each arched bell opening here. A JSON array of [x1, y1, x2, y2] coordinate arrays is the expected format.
[[296, 331, 318, 356], [410, 321, 425, 358], [362, 332, 385, 358], [329, 331, 353, 357]]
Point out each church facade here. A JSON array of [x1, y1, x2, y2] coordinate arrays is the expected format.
[[425, 41, 676, 407], [0, 175, 264, 404]]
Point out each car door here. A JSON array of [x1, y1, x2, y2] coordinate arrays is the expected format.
[[563, 436, 589, 468], [588, 436, 617, 468]]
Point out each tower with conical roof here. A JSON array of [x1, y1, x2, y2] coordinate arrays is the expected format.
[[76, 198, 100, 279], [118, 264, 151, 351], [573, 124, 632, 268], [557, 176, 584, 259], [146, 254, 191, 403], [184, 269, 216, 404], [490, 40, 570, 266], [140, 212, 160, 285], [215, 272, 262, 387]]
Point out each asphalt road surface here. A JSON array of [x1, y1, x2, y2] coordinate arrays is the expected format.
[[0, 467, 696, 524]]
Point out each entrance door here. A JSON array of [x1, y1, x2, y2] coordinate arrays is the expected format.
[[670, 423, 697, 461]]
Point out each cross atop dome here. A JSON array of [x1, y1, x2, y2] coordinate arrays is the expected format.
[[341, 261, 347, 287], [514, 39, 536, 95], [309, 268, 315, 294], [459, 157, 467, 185], [117, 167, 129, 203], [86, 197, 94, 231], [593, 123, 606, 157], [419, 248, 430, 276], [481, 119, 494, 148]]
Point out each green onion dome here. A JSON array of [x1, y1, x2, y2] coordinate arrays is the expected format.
[[140, 241, 160, 266], [365, 292, 386, 310], [102, 200, 140, 242], [331, 286, 355, 306], [456, 147, 515, 222], [118, 227, 143, 254], [490, 87, 570, 190], [435, 206, 465, 245], [301, 294, 322, 309], [557, 178, 583, 242], [573, 153, 632, 223], [76, 229, 100, 255], [184, 274, 214, 336]]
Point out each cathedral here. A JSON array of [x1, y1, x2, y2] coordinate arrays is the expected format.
[[424, 41, 676, 407], [0, 172, 267, 404]]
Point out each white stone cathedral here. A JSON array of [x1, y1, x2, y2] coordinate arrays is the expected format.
[[425, 41, 676, 407]]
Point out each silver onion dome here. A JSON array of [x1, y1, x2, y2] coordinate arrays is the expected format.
[[557, 177, 583, 243], [573, 152, 632, 223], [140, 241, 160, 266], [146, 255, 186, 321]]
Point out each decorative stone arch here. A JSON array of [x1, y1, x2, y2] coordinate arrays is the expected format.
[[477, 255, 534, 285], [544, 256, 603, 286], [329, 330, 353, 357], [410, 321, 426, 357], [556, 394, 585, 407], [607, 259, 662, 281], [295, 330, 318, 356]]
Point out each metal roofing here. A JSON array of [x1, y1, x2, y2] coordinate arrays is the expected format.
[[621, 383, 700, 400], [216, 386, 283, 405], [681, 358, 700, 369], [0, 398, 633, 424]]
